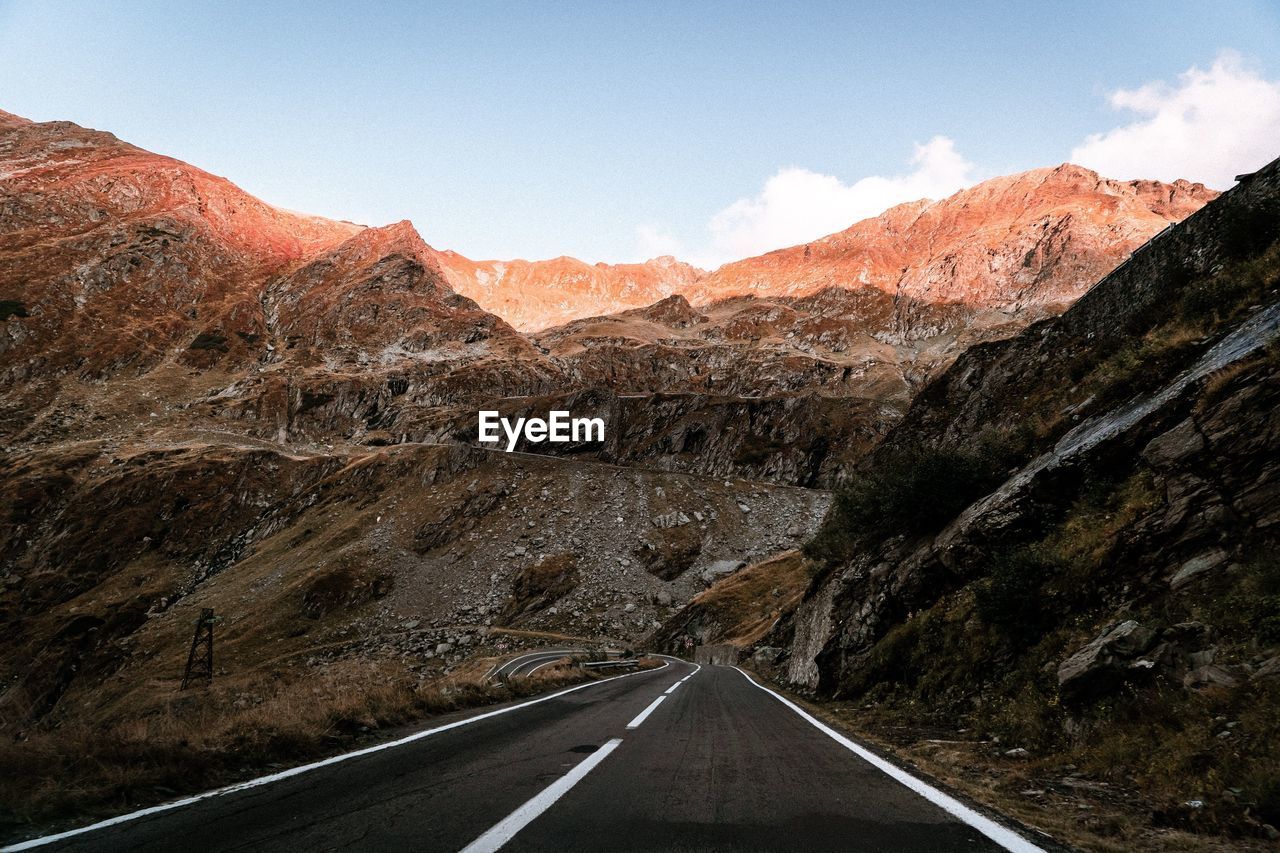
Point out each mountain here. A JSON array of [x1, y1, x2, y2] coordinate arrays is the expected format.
[[504, 170, 1216, 485], [688, 165, 1213, 311], [5, 109, 1216, 487], [0, 110, 551, 447], [433, 252, 706, 332], [0, 108, 1254, 847], [0, 108, 361, 377], [654, 158, 1280, 843], [432, 166, 1214, 335]]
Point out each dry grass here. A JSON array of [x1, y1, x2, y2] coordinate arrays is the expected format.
[[0, 654, 614, 841], [498, 552, 579, 625], [688, 550, 815, 647], [761, 679, 1279, 853]]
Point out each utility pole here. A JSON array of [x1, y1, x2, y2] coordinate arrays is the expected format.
[[181, 607, 215, 689]]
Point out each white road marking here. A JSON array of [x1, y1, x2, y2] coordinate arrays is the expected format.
[[626, 695, 667, 729], [663, 682, 681, 695], [732, 667, 1046, 853], [489, 648, 586, 681], [525, 656, 570, 676], [459, 738, 624, 853], [0, 663, 668, 852]]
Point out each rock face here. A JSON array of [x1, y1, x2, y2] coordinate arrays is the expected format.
[[0, 439, 830, 725], [725, 159, 1280, 842], [1, 110, 1217, 491], [0, 108, 362, 380], [779, 155, 1280, 697], [0, 110, 558, 447], [1056, 620, 1157, 700], [507, 169, 1216, 471]]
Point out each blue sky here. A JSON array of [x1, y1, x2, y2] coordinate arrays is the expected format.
[[2, 1, 1278, 266]]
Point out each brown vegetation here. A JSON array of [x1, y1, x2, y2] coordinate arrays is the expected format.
[[0, 656, 610, 840]]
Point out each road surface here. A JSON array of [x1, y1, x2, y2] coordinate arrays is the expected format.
[[5, 660, 1045, 853]]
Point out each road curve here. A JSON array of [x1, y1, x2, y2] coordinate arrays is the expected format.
[[486, 649, 588, 681], [4, 661, 1046, 853]]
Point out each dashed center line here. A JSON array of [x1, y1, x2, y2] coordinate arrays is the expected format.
[[459, 738, 624, 853], [626, 695, 667, 729]]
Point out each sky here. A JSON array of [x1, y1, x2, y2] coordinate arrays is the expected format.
[[1, 1, 1279, 268]]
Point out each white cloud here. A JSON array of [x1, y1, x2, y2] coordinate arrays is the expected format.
[[1071, 51, 1280, 189], [694, 136, 975, 266], [635, 223, 684, 259]]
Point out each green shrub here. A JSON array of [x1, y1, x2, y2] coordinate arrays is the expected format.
[[1210, 552, 1280, 645], [975, 547, 1058, 640], [806, 437, 1019, 562]]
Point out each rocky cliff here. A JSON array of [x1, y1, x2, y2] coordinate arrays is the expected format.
[[758, 158, 1280, 842]]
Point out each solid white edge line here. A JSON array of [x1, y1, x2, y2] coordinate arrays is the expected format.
[[502, 652, 564, 678], [0, 662, 669, 852], [459, 737, 623, 853], [525, 656, 570, 677], [490, 648, 585, 680], [653, 655, 700, 683], [731, 667, 1046, 853], [625, 694, 667, 730]]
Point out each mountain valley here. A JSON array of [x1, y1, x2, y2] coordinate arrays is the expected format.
[[3, 106, 1275, 850]]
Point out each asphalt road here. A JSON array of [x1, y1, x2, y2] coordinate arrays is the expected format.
[[486, 649, 587, 680], [7, 660, 1044, 853]]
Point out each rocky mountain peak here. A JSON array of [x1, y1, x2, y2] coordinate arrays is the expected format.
[[682, 165, 1217, 312]]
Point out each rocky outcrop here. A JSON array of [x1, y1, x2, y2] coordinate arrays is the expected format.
[[409, 388, 894, 487], [1056, 620, 1157, 700], [0, 109, 360, 381], [784, 154, 1280, 694]]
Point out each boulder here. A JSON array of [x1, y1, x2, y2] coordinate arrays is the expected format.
[[701, 560, 746, 584], [1141, 418, 1206, 466], [1183, 665, 1241, 691], [752, 646, 784, 664], [1057, 620, 1157, 700], [1251, 656, 1280, 682], [1169, 548, 1229, 590]]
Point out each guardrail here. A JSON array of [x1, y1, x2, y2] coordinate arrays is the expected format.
[[580, 659, 640, 670]]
